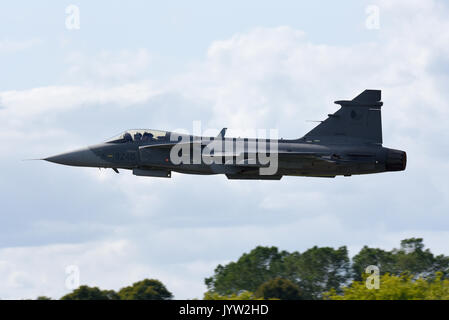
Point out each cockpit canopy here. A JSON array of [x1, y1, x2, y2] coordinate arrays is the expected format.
[[105, 129, 168, 143]]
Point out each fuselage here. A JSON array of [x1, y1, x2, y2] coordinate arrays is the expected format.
[[43, 90, 408, 179], [44, 131, 406, 179]]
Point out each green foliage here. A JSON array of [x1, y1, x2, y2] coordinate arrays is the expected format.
[[204, 246, 290, 295], [205, 245, 350, 300], [352, 238, 449, 281], [255, 278, 303, 300], [204, 238, 449, 300], [352, 246, 396, 281], [203, 291, 261, 300], [118, 279, 173, 300], [36, 296, 52, 300], [38, 238, 449, 301], [60, 279, 172, 300], [324, 272, 449, 300], [61, 285, 120, 300], [290, 246, 350, 299]]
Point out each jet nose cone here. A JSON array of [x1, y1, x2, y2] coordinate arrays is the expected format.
[[45, 147, 102, 167]]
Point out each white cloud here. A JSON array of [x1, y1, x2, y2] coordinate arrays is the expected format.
[[0, 240, 130, 299], [0, 81, 160, 118], [0, 238, 229, 299], [66, 49, 152, 81]]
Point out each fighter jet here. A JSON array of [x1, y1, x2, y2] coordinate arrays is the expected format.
[[44, 89, 406, 179]]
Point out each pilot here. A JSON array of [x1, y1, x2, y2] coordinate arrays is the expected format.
[[134, 132, 142, 141], [123, 132, 132, 142]]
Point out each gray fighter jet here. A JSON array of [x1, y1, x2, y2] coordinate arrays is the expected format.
[[44, 89, 406, 179]]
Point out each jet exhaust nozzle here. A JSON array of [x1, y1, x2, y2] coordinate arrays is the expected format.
[[386, 149, 407, 172]]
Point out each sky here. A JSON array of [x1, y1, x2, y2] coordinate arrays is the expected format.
[[1, 0, 449, 299]]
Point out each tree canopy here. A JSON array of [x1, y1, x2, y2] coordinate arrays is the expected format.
[[204, 238, 449, 300], [325, 272, 449, 300], [118, 279, 173, 300], [60, 279, 172, 300], [255, 278, 303, 300], [205, 245, 350, 299], [61, 285, 120, 300], [205, 246, 290, 295], [203, 291, 260, 300], [39, 238, 449, 300], [352, 238, 449, 281]]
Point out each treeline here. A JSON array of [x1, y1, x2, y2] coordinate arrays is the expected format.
[[36, 279, 173, 300], [38, 238, 449, 300], [204, 238, 449, 300]]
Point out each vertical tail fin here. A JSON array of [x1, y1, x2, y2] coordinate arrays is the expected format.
[[303, 89, 383, 144]]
